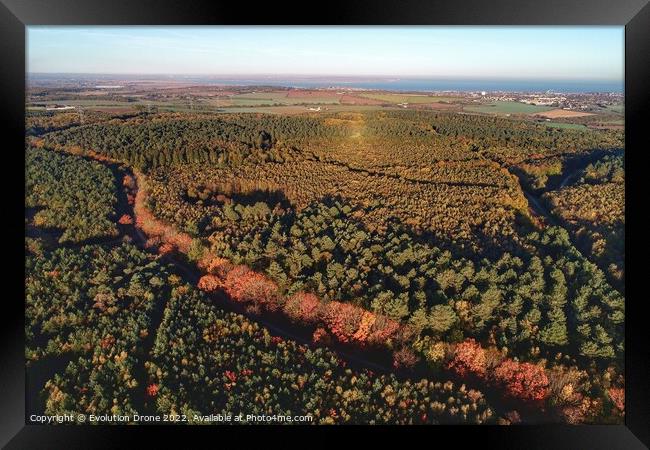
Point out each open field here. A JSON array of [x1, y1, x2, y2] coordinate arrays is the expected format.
[[28, 99, 397, 115], [410, 102, 461, 111], [286, 89, 342, 99], [534, 109, 595, 119], [463, 101, 555, 115], [213, 104, 395, 114], [230, 91, 342, 106], [33, 99, 136, 107], [604, 104, 624, 114], [359, 92, 461, 104], [230, 96, 341, 106], [340, 94, 386, 105]]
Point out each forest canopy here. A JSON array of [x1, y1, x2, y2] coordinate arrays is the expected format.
[[26, 108, 625, 425]]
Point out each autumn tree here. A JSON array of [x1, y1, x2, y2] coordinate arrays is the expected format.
[[446, 338, 487, 379], [492, 360, 549, 402]]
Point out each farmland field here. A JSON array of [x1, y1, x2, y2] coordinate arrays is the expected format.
[[463, 101, 555, 115], [359, 93, 461, 104], [230, 91, 342, 106], [535, 109, 595, 119], [215, 104, 393, 114], [604, 104, 624, 114]]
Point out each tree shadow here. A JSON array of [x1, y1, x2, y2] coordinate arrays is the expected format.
[[226, 188, 291, 209], [185, 182, 293, 210]]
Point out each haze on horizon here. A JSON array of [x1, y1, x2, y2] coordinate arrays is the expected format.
[[27, 26, 624, 82]]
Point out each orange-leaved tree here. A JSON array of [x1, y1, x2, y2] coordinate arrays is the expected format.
[[118, 214, 133, 225], [223, 265, 283, 312], [197, 274, 223, 293], [446, 338, 487, 379], [492, 360, 549, 402], [323, 301, 364, 344], [283, 291, 322, 324]]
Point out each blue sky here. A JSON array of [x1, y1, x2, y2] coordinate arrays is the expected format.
[[27, 26, 624, 80]]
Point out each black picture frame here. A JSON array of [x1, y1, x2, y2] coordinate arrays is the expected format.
[[2, 0, 648, 448]]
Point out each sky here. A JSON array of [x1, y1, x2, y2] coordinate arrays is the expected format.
[[27, 26, 624, 81]]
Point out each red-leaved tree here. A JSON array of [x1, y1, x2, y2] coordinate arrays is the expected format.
[[393, 347, 418, 370], [145, 383, 159, 398], [283, 291, 322, 324], [312, 327, 332, 345], [492, 360, 549, 402], [607, 387, 625, 413], [122, 174, 136, 190], [197, 274, 223, 293], [197, 254, 231, 278], [223, 265, 283, 312], [158, 242, 175, 255], [446, 338, 487, 379], [366, 314, 400, 346], [323, 301, 364, 344], [118, 214, 133, 225]]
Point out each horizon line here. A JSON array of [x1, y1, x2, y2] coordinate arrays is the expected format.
[[27, 72, 623, 82]]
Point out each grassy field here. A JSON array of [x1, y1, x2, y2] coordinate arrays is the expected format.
[[29, 90, 469, 111], [358, 93, 459, 104], [27, 97, 395, 115], [230, 91, 341, 106], [230, 97, 341, 106], [213, 104, 393, 114], [463, 101, 555, 115], [604, 104, 624, 114], [34, 99, 136, 107], [231, 92, 290, 99], [535, 109, 595, 119], [33, 99, 203, 109], [33, 92, 346, 110]]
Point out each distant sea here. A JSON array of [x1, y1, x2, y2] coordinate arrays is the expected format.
[[190, 77, 623, 94], [29, 73, 624, 94]]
